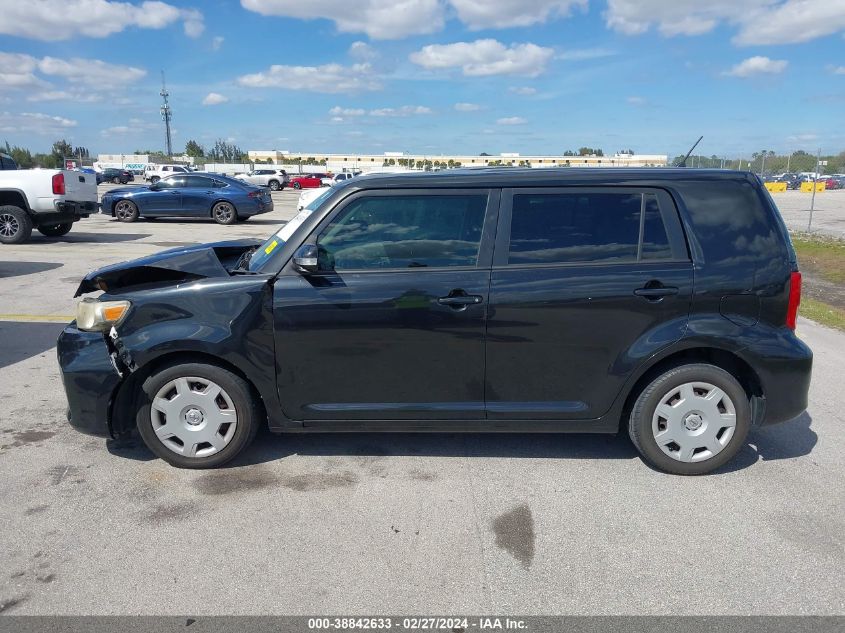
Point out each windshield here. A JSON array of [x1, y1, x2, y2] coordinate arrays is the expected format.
[[247, 186, 337, 271], [247, 208, 315, 271]]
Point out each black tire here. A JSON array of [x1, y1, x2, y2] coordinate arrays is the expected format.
[[268, 180, 281, 191], [37, 222, 73, 237], [237, 215, 250, 222], [114, 199, 139, 222], [136, 362, 261, 469], [628, 363, 751, 475], [111, 176, 120, 184], [212, 201, 237, 225], [293, 181, 301, 189], [0, 205, 33, 244], [150, 176, 160, 184]]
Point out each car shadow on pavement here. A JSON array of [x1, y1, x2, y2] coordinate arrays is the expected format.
[[230, 427, 639, 467], [715, 412, 817, 474], [23, 232, 152, 244], [0, 261, 63, 279], [104, 412, 819, 473], [0, 321, 64, 370]]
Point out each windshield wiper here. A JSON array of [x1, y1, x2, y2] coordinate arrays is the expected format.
[[232, 246, 258, 273]]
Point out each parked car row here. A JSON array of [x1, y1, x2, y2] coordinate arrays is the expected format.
[[767, 173, 845, 189], [97, 168, 134, 185]]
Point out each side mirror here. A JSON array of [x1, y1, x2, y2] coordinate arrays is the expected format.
[[293, 244, 319, 274]]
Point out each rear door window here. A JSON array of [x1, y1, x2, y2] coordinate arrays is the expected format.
[[504, 189, 679, 265], [317, 194, 488, 270]]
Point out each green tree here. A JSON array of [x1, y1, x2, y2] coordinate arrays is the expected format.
[[51, 139, 73, 163], [208, 139, 245, 163], [185, 140, 205, 158]]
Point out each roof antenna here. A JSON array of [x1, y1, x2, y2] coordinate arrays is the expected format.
[[675, 135, 703, 167]]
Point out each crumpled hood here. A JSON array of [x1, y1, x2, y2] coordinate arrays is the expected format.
[[74, 239, 261, 296]]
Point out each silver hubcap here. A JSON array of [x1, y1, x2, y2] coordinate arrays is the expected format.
[[652, 381, 737, 463], [0, 213, 19, 237], [150, 376, 238, 458], [115, 201, 134, 220], [214, 203, 233, 221]]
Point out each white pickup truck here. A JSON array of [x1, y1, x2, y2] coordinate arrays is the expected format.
[[0, 159, 98, 244]]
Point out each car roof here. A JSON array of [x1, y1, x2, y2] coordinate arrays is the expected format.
[[345, 167, 760, 190]]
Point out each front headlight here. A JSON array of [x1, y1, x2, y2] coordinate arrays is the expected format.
[[76, 298, 131, 332]]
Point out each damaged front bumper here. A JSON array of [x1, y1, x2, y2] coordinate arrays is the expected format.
[[57, 323, 124, 437]]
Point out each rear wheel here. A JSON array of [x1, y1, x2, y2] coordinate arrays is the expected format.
[[293, 181, 301, 189], [135, 362, 260, 468], [268, 180, 281, 191], [37, 222, 73, 237], [111, 176, 120, 184], [0, 206, 33, 244], [628, 364, 750, 475], [114, 199, 139, 222], [212, 201, 237, 225]]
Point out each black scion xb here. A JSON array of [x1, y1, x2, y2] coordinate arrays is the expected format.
[[57, 169, 812, 475]]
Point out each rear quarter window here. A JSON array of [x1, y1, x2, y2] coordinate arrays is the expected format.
[[674, 180, 787, 266]]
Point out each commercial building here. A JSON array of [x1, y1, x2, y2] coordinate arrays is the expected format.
[[247, 150, 668, 173]]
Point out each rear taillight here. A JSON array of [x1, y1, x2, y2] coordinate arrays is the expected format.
[[248, 191, 259, 198], [52, 172, 65, 195], [786, 271, 802, 330]]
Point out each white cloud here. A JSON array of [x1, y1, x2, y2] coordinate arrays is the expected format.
[[369, 105, 433, 116], [557, 47, 616, 61], [240, 0, 443, 39], [27, 90, 103, 103], [626, 95, 647, 105], [734, 0, 845, 45], [349, 41, 377, 61], [724, 56, 788, 77], [509, 86, 537, 95], [212, 36, 225, 51], [410, 39, 554, 77], [0, 0, 204, 41], [37, 56, 147, 87], [604, 0, 845, 45], [329, 106, 366, 116], [454, 102, 481, 111], [0, 111, 77, 134], [497, 116, 527, 125], [450, 0, 586, 29], [237, 62, 381, 93], [202, 92, 229, 105], [829, 65, 845, 74]]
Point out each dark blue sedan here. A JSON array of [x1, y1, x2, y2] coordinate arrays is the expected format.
[[100, 173, 273, 225]]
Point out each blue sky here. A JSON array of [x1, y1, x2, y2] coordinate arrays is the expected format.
[[1, 0, 844, 158]]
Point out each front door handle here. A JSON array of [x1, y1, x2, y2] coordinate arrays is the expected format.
[[437, 290, 483, 310], [634, 283, 679, 301]]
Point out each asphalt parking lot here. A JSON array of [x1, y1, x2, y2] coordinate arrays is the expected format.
[[0, 184, 843, 615]]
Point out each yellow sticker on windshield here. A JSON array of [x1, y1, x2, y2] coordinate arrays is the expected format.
[[264, 240, 278, 255]]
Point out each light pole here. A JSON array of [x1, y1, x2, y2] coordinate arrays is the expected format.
[[808, 148, 821, 232]]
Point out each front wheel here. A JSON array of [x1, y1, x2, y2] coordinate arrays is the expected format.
[[112, 176, 120, 184], [37, 222, 73, 237], [136, 362, 260, 468], [150, 176, 160, 184], [628, 364, 751, 475], [0, 205, 33, 244], [114, 199, 139, 222], [212, 201, 237, 225]]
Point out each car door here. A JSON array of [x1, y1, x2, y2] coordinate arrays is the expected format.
[[179, 175, 216, 216], [143, 176, 185, 215], [272, 188, 499, 423], [485, 187, 692, 421]]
